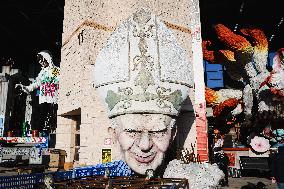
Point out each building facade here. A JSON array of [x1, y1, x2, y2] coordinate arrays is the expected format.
[[56, 0, 207, 168]]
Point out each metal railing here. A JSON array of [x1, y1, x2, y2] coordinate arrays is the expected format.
[[0, 160, 133, 189]]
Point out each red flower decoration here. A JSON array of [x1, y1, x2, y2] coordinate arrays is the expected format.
[[214, 24, 252, 52], [205, 87, 218, 106], [213, 98, 239, 117]]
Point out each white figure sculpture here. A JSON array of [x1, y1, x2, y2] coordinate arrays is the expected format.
[[94, 9, 193, 175], [16, 50, 59, 104], [16, 50, 59, 134]]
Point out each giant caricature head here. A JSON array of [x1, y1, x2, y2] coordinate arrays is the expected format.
[[94, 9, 193, 174], [110, 114, 176, 174]]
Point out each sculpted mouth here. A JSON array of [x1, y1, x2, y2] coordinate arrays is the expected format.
[[131, 152, 156, 163]]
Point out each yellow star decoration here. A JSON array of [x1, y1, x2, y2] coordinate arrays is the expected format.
[[51, 67, 59, 77]]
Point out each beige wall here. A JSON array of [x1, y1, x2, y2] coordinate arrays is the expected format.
[[57, 0, 204, 166]]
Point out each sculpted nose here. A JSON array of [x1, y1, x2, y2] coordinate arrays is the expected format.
[[138, 132, 152, 151]]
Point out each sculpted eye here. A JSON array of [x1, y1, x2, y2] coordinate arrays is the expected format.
[[149, 128, 168, 134], [149, 131, 165, 134], [125, 129, 142, 133]]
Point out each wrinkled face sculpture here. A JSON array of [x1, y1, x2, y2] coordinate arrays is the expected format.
[[111, 114, 175, 175]]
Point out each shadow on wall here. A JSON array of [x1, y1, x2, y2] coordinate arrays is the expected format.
[[157, 96, 195, 176], [163, 95, 195, 162], [176, 96, 195, 149]]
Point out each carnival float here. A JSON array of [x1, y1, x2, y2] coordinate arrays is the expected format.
[[203, 24, 284, 173]]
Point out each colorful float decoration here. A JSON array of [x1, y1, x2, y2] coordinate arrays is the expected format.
[[250, 136, 270, 154], [204, 24, 284, 170], [203, 24, 284, 123]]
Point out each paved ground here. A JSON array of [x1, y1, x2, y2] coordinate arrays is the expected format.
[[221, 177, 277, 189]]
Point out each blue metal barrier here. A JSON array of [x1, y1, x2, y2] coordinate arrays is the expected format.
[[0, 160, 133, 189], [0, 173, 43, 189], [54, 160, 133, 180]]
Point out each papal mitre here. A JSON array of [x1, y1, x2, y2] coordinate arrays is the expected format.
[[94, 9, 193, 118]]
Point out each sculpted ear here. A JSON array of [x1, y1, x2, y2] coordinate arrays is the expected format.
[[108, 119, 119, 142], [108, 127, 116, 138], [108, 127, 119, 145]]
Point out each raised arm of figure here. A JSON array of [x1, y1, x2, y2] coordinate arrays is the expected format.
[[15, 75, 41, 94]]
